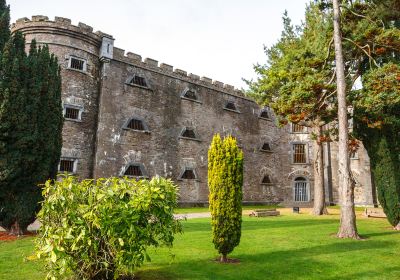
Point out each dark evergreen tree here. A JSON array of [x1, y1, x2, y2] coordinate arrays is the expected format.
[[0, 0, 9, 51], [0, 1, 62, 235]]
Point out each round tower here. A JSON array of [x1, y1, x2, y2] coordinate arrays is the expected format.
[[12, 16, 114, 178]]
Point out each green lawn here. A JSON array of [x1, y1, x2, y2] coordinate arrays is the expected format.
[[1, 213, 400, 280], [174, 204, 279, 214]]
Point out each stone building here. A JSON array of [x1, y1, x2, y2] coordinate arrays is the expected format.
[[12, 16, 376, 206]]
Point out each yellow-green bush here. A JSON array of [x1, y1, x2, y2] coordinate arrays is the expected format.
[[208, 134, 243, 261], [36, 175, 181, 280]]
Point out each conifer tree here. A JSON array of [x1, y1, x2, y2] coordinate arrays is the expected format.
[[208, 134, 243, 262], [0, 1, 62, 235]]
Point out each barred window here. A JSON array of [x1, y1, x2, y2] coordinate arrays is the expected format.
[[261, 143, 271, 152], [291, 123, 306, 133], [224, 101, 237, 111], [261, 175, 272, 184], [127, 119, 145, 131], [294, 177, 308, 202], [64, 107, 80, 120], [69, 57, 86, 71], [59, 159, 75, 173], [181, 128, 197, 139], [129, 75, 147, 87], [293, 144, 306, 163], [124, 165, 143, 177], [180, 169, 196, 180]]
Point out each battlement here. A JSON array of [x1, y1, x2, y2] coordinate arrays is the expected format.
[[112, 47, 245, 98], [12, 15, 113, 43], [12, 15, 245, 98]]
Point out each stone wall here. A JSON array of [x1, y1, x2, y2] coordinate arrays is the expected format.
[[12, 15, 375, 206]]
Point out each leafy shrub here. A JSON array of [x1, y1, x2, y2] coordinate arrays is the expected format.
[[208, 134, 243, 262], [36, 175, 181, 280]]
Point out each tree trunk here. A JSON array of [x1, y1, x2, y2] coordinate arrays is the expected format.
[[9, 220, 24, 236], [394, 223, 400, 231], [332, 0, 360, 239], [220, 254, 227, 262], [311, 125, 328, 215]]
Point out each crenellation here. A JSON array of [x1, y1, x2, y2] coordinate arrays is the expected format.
[[16, 17, 30, 24], [200, 76, 212, 84], [78, 22, 93, 33], [174, 68, 187, 77], [160, 63, 173, 72], [212, 80, 224, 88], [126, 52, 142, 62], [189, 73, 200, 80], [144, 57, 158, 68], [54, 16, 71, 25], [113, 47, 126, 60], [32, 15, 49, 22], [224, 84, 234, 91]]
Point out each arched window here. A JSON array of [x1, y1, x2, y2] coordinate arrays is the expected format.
[[123, 116, 149, 132], [261, 175, 272, 185], [180, 127, 200, 141], [294, 177, 309, 202], [178, 168, 198, 180], [122, 163, 147, 178]]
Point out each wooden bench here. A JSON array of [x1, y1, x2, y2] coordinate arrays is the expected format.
[[364, 208, 386, 218], [249, 209, 280, 217]]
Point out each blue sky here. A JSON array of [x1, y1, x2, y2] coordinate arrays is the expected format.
[[9, 0, 309, 89]]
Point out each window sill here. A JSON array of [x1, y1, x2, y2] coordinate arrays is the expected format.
[[177, 178, 200, 182], [223, 108, 241, 114], [259, 117, 272, 121], [260, 150, 273, 153], [261, 183, 274, 186], [66, 67, 88, 75], [125, 82, 153, 91], [179, 136, 202, 142], [122, 175, 149, 179], [64, 118, 82, 123], [291, 163, 311, 165], [180, 96, 202, 104], [290, 132, 309, 134], [122, 128, 151, 134]]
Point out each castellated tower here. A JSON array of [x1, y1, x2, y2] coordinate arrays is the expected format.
[[12, 16, 375, 206]]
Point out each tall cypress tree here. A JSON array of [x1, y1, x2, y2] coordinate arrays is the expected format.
[[208, 134, 243, 262], [0, 1, 62, 235]]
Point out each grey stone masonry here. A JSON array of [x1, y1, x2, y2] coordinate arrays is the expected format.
[[11, 16, 375, 206]]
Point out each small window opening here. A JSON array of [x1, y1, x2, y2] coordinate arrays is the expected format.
[[127, 119, 145, 131], [262, 175, 272, 184], [130, 75, 147, 87], [225, 102, 237, 111], [107, 44, 110, 53], [64, 107, 80, 120], [260, 110, 270, 119], [69, 57, 85, 71], [261, 143, 271, 152], [292, 123, 305, 133], [181, 128, 196, 139], [293, 144, 306, 163], [181, 169, 196, 180], [184, 90, 197, 100], [124, 165, 143, 176], [59, 159, 75, 173]]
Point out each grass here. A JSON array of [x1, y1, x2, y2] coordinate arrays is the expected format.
[[174, 204, 279, 214], [1, 210, 400, 280]]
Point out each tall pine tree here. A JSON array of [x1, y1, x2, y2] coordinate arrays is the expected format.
[[0, 1, 62, 235]]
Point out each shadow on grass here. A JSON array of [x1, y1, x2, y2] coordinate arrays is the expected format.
[[183, 218, 338, 233], [135, 239, 394, 280]]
